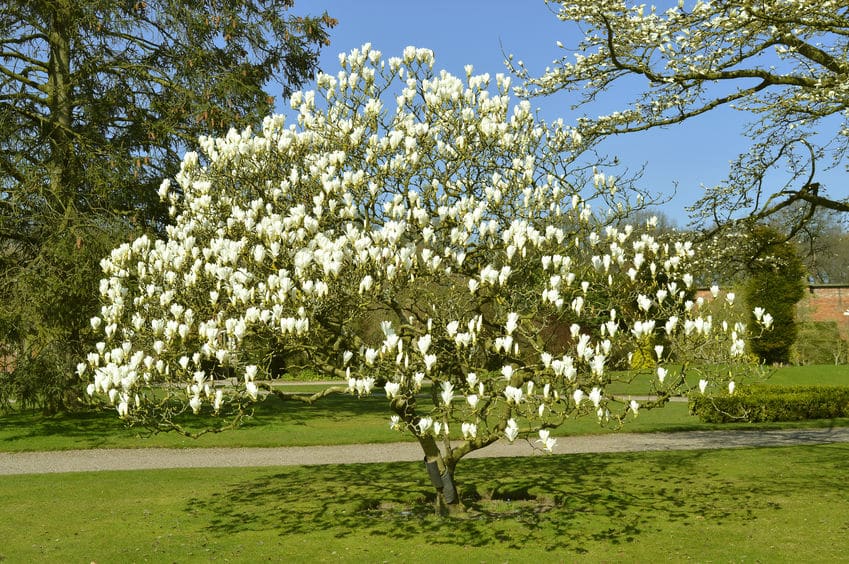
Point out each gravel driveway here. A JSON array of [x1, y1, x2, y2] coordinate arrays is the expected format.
[[3, 427, 849, 475]]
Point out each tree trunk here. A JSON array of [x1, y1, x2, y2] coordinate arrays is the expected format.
[[418, 434, 462, 515], [45, 1, 76, 219]]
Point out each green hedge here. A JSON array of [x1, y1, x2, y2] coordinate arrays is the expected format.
[[689, 385, 849, 423]]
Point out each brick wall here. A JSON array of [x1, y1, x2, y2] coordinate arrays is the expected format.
[[696, 285, 849, 338], [799, 285, 849, 336]]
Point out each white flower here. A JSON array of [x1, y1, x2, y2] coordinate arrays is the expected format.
[[417, 334, 432, 356], [117, 396, 129, 418], [504, 385, 523, 404], [357, 377, 376, 395], [699, 379, 708, 393], [364, 348, 379, 366], [423, 353, 437, 373], [501, 364, 514, 381], [730, 336, 746, 357], [505, 312, 519, 335], [466, 394, 479, 409], [385, 381, 401, 399], [536, 429, 556, 452], [418, 416, 433, 434], [504, 418, 519, 442], [440, 381, 454, 405], [358, 275, 374, 294], [629, 399, 640, 415], [446, 320, 459, 337], [461, 422, 477, 440], [189, 395, 202, 414], [728, 381, 736, 395], [589, 387, 602, 407], [413, 371, 425, 390], [753, 307, 765, 321], [573, 389, 585, 405], [762, 313, 774, 329], [657, 366, 667, 383], [245, 381, 258, 400]]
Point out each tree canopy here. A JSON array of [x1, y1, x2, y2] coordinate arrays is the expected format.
[[0, 0, 335, 411], [83, 44, 768, 509], [517, 0, 849, 235]]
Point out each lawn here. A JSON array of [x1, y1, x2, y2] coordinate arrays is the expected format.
[[3, 365, 849, 561], [2, 364, 848, 452], [2, 443, 848, 562]]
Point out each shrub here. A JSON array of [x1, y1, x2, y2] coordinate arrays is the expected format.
[[791, 322, 848, 365], [689, 384, 849, 423], [743, 225, 806, 364]]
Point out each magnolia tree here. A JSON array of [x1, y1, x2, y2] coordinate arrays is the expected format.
[[517, 0, 849, 235], [83, 45, 768, 510]]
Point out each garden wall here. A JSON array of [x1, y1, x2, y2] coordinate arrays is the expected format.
[[799, 285, 849, 337]]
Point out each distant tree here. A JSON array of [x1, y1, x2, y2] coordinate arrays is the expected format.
[[0, 0, 336, 412], [773, 206, 849, 284], [743, 226, 806, 364], [517, 0, 849, 238]]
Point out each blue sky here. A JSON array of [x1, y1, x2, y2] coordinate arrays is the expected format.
[[293, 0, 843, 225]]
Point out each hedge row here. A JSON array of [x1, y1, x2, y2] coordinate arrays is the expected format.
[[689, 385, 849, 423]]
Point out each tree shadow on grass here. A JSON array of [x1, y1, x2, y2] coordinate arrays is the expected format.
[[0, 408, 126, 448], [0, 391, 391, 448], [187, 443, 849, 552]]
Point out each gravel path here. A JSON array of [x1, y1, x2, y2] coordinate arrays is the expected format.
[[3, 427, 849, 475]]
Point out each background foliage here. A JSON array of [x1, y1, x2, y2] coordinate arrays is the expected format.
[[0, 0, 335, 412]]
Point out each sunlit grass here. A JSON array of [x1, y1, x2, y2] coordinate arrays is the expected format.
[[3, 443, 849, 561]]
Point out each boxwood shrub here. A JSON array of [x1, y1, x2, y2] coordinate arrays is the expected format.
[[689, 385, 849, 423]]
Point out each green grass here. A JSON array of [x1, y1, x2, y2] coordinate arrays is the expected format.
[[2, 395, 847, 453], [0, 393, 399, 452], [3, 364, 849, 452], [605, 363, 849, 395], [760, 364, 849, 386], [2, 443, 849, 562]]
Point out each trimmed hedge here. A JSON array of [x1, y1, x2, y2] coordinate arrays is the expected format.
[[689, 385, 849, 423]]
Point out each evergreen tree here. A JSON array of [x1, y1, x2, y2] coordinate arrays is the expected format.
[[743, 226, 806, 364], [0, 0, 335, 412]]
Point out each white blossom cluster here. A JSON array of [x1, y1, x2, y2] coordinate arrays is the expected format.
[[82, 44, 768, 451]]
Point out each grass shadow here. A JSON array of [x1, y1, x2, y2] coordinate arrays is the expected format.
[[0, 391, 396, 450], [187, 443, 849, 553]]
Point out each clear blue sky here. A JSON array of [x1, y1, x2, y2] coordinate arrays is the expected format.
[[293, 0, 841, 225]]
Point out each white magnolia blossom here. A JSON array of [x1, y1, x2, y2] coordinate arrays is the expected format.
[[85, 44, 767, 489]]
